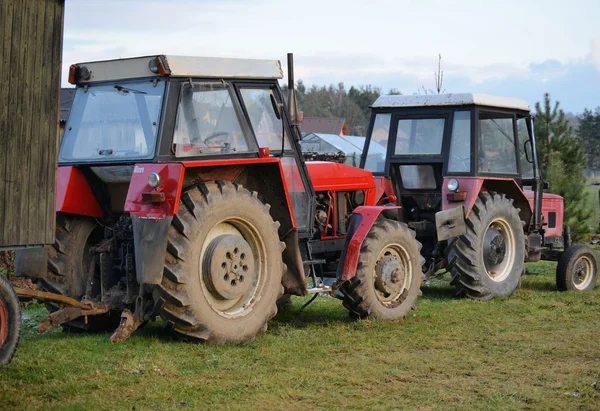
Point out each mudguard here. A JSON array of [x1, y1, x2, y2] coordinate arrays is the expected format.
[[337, 205, 402, 281]]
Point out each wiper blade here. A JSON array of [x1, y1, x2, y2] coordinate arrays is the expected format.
[[114, 85, 147, 94]]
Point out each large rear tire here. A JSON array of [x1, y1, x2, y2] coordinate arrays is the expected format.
[[17, 215, 120, 332], [0, 275, 21, 366], [556, 244, 598, 291], [341, 218, 423, 320], [448, 192, 525, 300], [157, 181, 285, 344]]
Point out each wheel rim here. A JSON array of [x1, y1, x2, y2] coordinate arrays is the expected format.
[[573, 255, 594, 290], [373, 243, 413, 308], [0, 296, 8, 348], [199, 218, 266, 318], [482, 217, 515, 282]]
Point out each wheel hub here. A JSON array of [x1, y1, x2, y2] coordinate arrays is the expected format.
[[484, 227, 506, 267], [0, 297, 8, 348], [203, 234, 255, 300], [374, 255, 405, 295]]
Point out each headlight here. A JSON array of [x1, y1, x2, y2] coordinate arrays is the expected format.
[[353, 190, 365, 205], [447, 178, 459, 192], [148, 172, 161, 188]]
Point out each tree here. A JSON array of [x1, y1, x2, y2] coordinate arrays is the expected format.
[[578, 107, 600, 169], [535, 93, 591, 240]]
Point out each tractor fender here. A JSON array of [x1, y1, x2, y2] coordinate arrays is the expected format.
[[442, 177, 532, 226], [56, 166, 103, 218], [337, 205, 402, 282]]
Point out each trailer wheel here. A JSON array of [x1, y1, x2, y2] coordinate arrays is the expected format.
[[448, 192, 525, 300], [556, 244, 598, 291], [341, 219, 423, 320], [158, 181, 285, 343], [0, 275, 21, 366]]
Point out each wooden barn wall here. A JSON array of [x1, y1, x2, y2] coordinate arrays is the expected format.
[[0, 0, 65, 247]]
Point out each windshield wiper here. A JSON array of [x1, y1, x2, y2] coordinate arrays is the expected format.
[[114, 85, 147, 94]]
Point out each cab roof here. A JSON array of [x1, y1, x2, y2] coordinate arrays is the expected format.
[[73, 55, 284, 84], [372, 93, 531, 112]]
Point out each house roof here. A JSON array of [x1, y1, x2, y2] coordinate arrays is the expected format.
[[60, 88, 76, 122], [299, 117, 347, 135], [372, 93, 531, 112]]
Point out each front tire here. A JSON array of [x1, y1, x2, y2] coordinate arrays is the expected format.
[[449, 192, 525, 300], [556, 244, 598, 291], [157, 181, 285, 343], [341, 218, 423, 320], [0, 275, 21, 366]]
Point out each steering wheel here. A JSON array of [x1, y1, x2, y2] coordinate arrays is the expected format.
[[204, 131, 231, 145]]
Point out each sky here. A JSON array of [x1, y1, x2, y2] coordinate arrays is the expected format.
[[62, 0, 600, 113]]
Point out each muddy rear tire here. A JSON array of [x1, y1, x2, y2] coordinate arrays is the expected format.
[[341, 218, 423, 320], [17, 215, 120, 332], [0, 275, 21, 366], [448, 192, 525, 300], [157, 181, 285, 344]]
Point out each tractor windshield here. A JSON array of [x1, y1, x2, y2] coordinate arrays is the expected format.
[[59, 79, 165, 162]]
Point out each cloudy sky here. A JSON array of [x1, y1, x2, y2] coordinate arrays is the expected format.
[[63, 0, 600, 113]]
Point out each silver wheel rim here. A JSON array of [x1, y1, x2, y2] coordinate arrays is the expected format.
[[483, 217, 515, 282], [573, 255, 594, 290], [373, 243, 413, 308], [199, 218, 266, 318]]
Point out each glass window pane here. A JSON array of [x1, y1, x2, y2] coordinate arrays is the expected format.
[[400, 165, 437, 189], [173, 82, 250, 157], [478, 113, 517, 174], [395, 118, 444, 155], [280, 157, 311, 229], [60, 80, 165, 161], [447, 111, 471, 172], [517, 117, 534, 179], [364, 113, 391, 173], [240, 88, 290, 151]]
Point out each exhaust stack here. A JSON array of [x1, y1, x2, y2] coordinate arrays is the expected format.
[[287, 53, 299, 125]]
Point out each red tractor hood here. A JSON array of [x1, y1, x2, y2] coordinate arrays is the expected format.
[[306, 161, 376, 192]]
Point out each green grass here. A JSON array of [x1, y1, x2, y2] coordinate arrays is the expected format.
[[1, 262, 600, 410]]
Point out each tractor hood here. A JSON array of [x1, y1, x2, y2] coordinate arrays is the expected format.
[[306, 161, 375, 192]]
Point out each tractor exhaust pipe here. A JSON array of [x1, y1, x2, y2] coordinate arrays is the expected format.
[[287, 53, 299, 126]]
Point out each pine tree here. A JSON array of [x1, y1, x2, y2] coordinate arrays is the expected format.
[[578, 108, 600, 169], [534, 93, 591, 240]]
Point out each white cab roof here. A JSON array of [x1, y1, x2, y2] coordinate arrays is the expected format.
[[372, 93, 531, 112], [74, 55, 283, 83]]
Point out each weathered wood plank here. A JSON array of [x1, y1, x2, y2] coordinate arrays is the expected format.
[[0, 0, 63, 247]]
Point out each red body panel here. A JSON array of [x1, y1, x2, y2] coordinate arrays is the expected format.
[[524, 190, 564, 237], [441, 177, 532, 218], [339, 206, 401, 281], [124, 163, 185, 219], [56, 166, 103, 218], [307, 161, 375, 195], [373, 176, 394, 203]]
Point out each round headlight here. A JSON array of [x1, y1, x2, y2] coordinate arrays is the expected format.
[[353, 190, 365, 205], [447, 178, 459, 192], [148, 172, 161, 188]]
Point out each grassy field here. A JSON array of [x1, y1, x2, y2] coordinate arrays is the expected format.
[[1, 261, 599, 410]]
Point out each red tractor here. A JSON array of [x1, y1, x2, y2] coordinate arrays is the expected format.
[[15, 54, 423, 343], [358, 93, 598, 298]]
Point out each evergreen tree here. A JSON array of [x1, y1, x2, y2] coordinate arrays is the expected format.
[[534, 93, 591, 240], [578, 108, 600, 169]]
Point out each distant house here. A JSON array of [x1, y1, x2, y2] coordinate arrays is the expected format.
[[59, 88, 76, 137], [300, 132, 382, 166], [299, 117, 348, 136]]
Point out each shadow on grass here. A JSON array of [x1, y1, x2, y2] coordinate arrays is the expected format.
[[420, 285, 458, 300], [519, 280, 559, 292]]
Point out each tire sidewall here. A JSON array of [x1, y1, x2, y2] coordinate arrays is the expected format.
[[361, 221, 422, 320], [0, 276, 21, 366], [473, 196, 525, 297], [178, 189, 283, 341]]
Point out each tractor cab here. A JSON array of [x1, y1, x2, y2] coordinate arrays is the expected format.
[[361, 93, 547, 244]]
